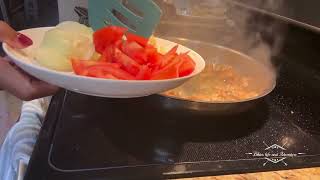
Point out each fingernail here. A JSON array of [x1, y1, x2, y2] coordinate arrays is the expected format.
[[16, 33, 33, 47]]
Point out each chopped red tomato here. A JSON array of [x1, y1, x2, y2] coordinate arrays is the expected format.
[[87, 69, 118, 79], [87, 65, 136, 80], [75, 26, 197, 80], [71, 59, 121, 75], [113, 48, 142, 76], [145, 44, 157, 60], [178, 54, 196, 77], [71, 59, 101, 76], [114, 39, 123, 49], [144, 45, 163, 70], [151, 57, 180, 80], [71, 59, 89, 76], [147, 52, 163, 71], [72, 59, 121, 68], [145, 44, 157, 53], [125, 32, 148, 47], [99, 45, 116, 62], [136, 65, 152, 80], [93, 26, 127, 53], [161, 45, 179, 68], [121, 41, 147, 64]]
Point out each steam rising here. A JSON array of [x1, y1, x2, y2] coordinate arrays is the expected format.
[[153, 0, 285, 100], [156, 0, 287, 70], [221, 0, 286, 68]]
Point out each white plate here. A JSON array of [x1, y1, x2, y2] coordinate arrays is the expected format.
[[3, 27, 206, 98]]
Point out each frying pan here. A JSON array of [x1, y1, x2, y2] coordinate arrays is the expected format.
[[146, 38, 276, 116]]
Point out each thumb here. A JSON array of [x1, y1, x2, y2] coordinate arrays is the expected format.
[[0, 21, 33, 49]]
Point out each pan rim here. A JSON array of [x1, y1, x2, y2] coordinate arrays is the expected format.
[[158, 39, 277, 104]]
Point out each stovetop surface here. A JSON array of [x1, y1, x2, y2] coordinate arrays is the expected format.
[[24, 17, 320, 180], [49, 67, 320, 171], [24, 60, 320, 180]]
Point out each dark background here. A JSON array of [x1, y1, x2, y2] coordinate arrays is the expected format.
[[0, 0, 58, 30]]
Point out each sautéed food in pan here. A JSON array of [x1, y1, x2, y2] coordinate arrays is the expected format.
[[163, 64, 260, 102], [161, 42, 275, 103]]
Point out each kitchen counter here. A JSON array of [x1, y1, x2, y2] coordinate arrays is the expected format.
[[180, 167, 320, 180]]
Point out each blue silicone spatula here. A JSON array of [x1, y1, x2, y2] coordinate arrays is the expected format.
[[88, 0, 162, 38]]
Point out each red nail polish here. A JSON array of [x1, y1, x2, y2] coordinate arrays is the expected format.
[[17, 33, 33, 47]]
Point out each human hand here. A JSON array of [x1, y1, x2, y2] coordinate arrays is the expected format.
[[0, 21, 59, 101]]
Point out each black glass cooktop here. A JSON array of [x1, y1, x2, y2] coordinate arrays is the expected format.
[[24, 13, 320, 180], [51, 79, 320, 170], [24, 62, 320, 180], [25, 44, 320, 180]]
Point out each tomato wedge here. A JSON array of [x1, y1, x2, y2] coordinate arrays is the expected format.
[[121, 41, 147, 64], [178, 54, 196, 77], [87, 65, 136, 80], [143, 45, 163, 70], [71, 59, 89, 76], [125, 32, 148, 47], [87, 25, 197, 80], [162, 54, 181, 69], [136, 65, 152, 80], [113, 48, 142, 76], [147, 52, 163, 71], [161, 45, 179, 68], [87, 69, 118, 79], [98, 45, 116, 62], [93, 26, 127, 54], [151, 64, 179, 80], [166, 45, 179, 55], [151, 56, 180, 80], [71, 59, 121, 75], [71, 59, 103, 76]]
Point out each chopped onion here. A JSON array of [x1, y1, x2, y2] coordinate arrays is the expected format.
[[35, 21, 95, 71]]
